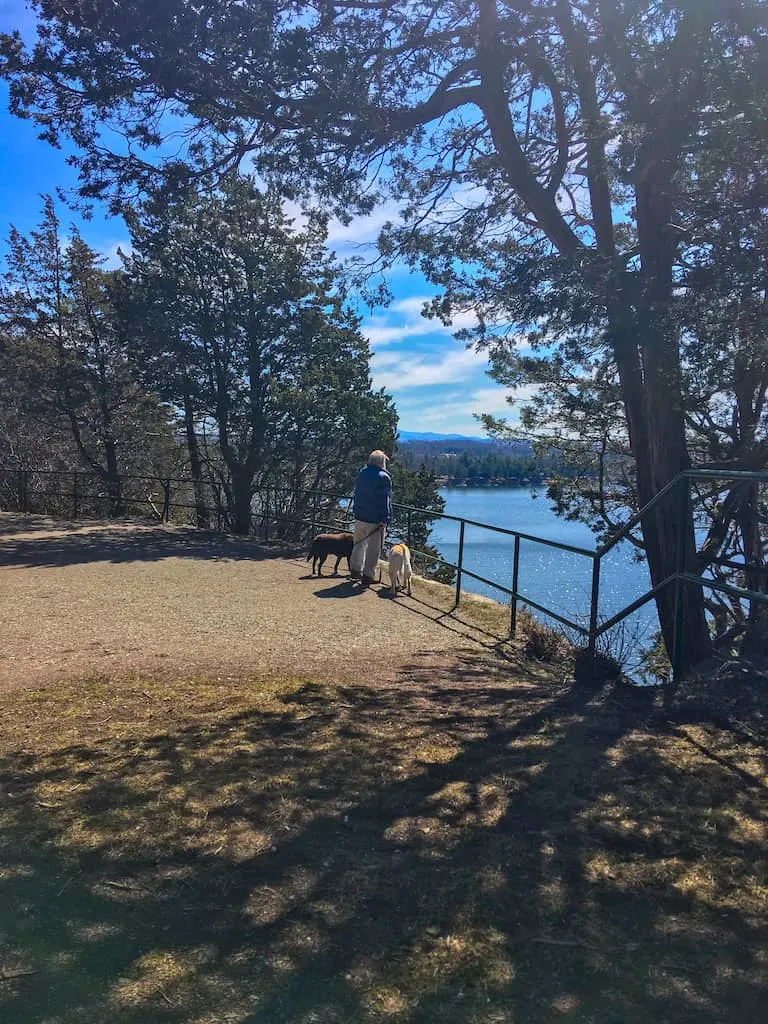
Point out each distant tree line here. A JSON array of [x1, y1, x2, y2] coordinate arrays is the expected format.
[[397, 441, 579, 487]]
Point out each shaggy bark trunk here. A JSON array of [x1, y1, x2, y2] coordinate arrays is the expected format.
[[181, 386, 210, 530], [477, 0, 712, 674], [104, 436, 122, 517], [230, 466, 253, 535], [609, 302, 711, 674], [740, 481, 768, 658]]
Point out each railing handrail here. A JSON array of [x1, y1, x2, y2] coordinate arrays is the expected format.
[[682, 468, 768, 482], [597, 467, 768, 557], [286, 486, 598, 558], [2, 465, 766, 683]]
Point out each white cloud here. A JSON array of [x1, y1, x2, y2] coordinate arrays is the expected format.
[[362, 288, 526, 351], [390, 295, 431, 316], [373, 345, 488, 390], [362, 320, 431, 347], [369, 349, 408, 370], [361, 292, 484, 348], [469, 384, 539, 414], [406, 404, 474, 428], [325, 201, 401, 246], [282, 197, 402, 249], [389, 294, 479, 328], [389, 381, 541, 436], [307, 184, 488, 250], [102, 240, 132, 270]]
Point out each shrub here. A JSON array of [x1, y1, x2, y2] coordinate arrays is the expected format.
[[573, 647, 622, 687], [522, 615, 567, 663]]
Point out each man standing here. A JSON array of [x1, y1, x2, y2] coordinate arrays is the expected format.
[[351, 450, 392, 585]]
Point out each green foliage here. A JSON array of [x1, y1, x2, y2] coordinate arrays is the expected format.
[[122, 176, 396, 532], [398, 439, 575, 487], [0, 187, 398, 535], [637, 633, 673, 688], [0, 197, 177, 499], [388, 460, 454, 584]]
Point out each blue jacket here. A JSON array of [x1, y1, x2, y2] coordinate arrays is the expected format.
[[353, 464, 392, 524]]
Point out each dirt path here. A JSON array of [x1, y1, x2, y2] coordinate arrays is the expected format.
[[0, 513, 508, 692], [3, 515, 766, 1024]]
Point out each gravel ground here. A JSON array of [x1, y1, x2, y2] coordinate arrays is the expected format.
[[0, 513, 498, 692]]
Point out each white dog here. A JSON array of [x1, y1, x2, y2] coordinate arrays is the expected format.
[[388, 542, 413, 597]]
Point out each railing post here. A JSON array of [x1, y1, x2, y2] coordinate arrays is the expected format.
[[215, 484, 222, 533], [161, 478, 171, 522], [311, 492, 319, 538], [587, 553, 601, 658], [509, 534, 521, 636], [671, 475, 690, 685], [407, 508, 412, 548], [454, 519, 465, 607], [22, 469, 29, 514], [72, 472, 79, 519], [264, 486, 270, 542]]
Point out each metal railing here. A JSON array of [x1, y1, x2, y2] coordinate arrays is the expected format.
[[590, 470, 768, 681], [305, 488, 600, 634], [1, 467, 765, 682]]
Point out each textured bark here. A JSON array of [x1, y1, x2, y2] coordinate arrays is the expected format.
[[230, 467, 254, 536], [181, 386, 210, 530]]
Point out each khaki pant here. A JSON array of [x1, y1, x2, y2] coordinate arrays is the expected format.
[[351, 520, 384, 578]]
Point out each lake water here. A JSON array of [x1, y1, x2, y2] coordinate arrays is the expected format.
[[427, 487, 656, 644]]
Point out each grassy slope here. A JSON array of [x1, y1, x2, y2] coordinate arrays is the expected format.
[[0, 662, 766, 1024]]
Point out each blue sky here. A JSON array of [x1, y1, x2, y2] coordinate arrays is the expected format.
[[0, 0, 519, 437]]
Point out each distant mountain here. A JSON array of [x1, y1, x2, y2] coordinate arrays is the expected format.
[[397, 431, 493, 443], [397, 435, 534, 459]]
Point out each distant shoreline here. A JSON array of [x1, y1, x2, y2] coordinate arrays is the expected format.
[[437, 481, 542, 490]]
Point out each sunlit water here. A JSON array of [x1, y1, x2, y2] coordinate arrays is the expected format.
[[425, 488, 656, 647]]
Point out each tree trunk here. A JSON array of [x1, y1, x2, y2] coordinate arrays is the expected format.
[[104, 437, 122, 517], [230, 466, 253, 535], [611, 147, 713, 675], [609, 306, 711, 674], [181, 387, 210, 530]]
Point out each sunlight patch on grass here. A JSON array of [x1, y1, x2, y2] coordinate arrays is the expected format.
[[363, 984, 411, 1015], [406, 927, 515, 998], [414, 741, 461, 765], [1, 671, 766, 1023], [111, 947, 213, 1008]]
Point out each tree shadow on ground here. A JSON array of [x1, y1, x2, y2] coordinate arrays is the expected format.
[[0, 658, 765, 1023], [0, 513, 297, 569], [0, 513, 75, 536]]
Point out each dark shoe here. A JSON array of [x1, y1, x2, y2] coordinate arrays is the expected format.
[[350, 569, 362, 580], [362, 574, 377, 586]]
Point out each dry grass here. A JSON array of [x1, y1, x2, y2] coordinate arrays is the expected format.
[[0, 514, 524, 693], [0, 513, 766, 1023], [0, 670, 766, 1024], [409, 574, 567, 665]]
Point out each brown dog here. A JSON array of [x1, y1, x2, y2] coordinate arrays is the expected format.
[[307, 532, 354, 576]]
